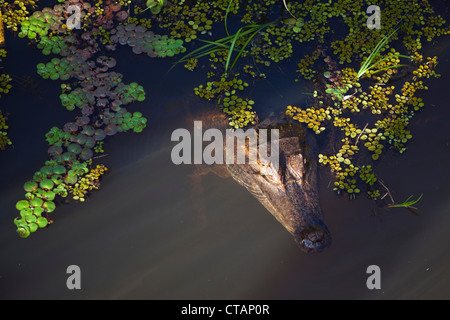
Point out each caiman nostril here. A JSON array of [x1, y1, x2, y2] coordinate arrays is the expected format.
[[305, 229, 325, 243], [297, 225, 331, 253]]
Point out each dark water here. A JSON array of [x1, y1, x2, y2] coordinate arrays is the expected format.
[[1, 10, 450, 299]]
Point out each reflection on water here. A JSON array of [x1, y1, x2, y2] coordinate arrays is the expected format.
[[1, 24, 450, 300]]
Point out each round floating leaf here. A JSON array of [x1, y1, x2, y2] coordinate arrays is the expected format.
[[50, 72, 59, 80], [28, 223, 39, 233], [25, 214, 37, 223], [82, 126, 95, 136], [17, 226, 31, 238], [60, 73, 70, 81], [43, 191, 56, 201], [33, 188, 46, 199], [53, 165, 67, 175], [48, 145, 63, 156], [68, 143, 82, 155], [43, 200, 56, 213], [34, 207, 44, 217], [85, 137, 96, 149], [104, 125, 118, 136], [14, 217, 27, 228], [151, 6, 161, 14], [64, 174, 78, 185], [30, 197, 44, 207], [51, 175, 63, 185], [20, 207, 33, 218], [79, 148, 93, 161], [62, 152, 76, 162], [16, 200, 30, 211], [24, 181, 38, 192], [25, 192, 34, 200], [36, 217, 48, 228], [40, 166, 54, 176], [76, 134, 88, 145], [33, 171, 46, 181], [40, 179, 54, 191]]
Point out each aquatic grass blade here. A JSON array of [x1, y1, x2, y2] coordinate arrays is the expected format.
[[228, 23, 271, 74], [283, 0, 297, 19], [175, 23, 265, 67], [388, 194, 423, 208], [364, 54, 411, 74], [224, 0, 234, 37], [368, 64, 408, 76], [225, 27, 244, 75], [357, 26, 401, 78]]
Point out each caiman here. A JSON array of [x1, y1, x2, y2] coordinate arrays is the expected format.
[[187, 110, 331, 253]]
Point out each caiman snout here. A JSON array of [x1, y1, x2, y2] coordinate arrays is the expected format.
[[295, 219, 331, 253], [219, 119, 332, 253]]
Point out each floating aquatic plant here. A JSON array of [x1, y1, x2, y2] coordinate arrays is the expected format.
[[10, 0, 450, 236], [13, 0, 155, 237], [388, 194, 423, 210], [110, 23, 186, 57], [11, 0, 195, 237], [174, 21, 271, 76], [287, 48, 440, 202], [0, 49, 12, 150], [194, 76, 256, 128], [0, 0, 37, 32], [67, 164, 108, 202], [0, 109, 11, 150], [143, 0, 167, 15], [356, 26, 411, 79]]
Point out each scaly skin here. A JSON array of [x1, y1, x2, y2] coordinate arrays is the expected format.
[[190, 111, 331, 253]]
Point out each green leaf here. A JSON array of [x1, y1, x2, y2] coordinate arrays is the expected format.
[[150, 6, 161, 14], [17, 226, 31, 238], [40, 179, 54, 190], [37, 217, 48, 228], [29, 223, 39, 233], [16, 200, 30, 211], [43, 191, 56, 201], [30, 198, 44, 207], [44, 201, 56, 213], [388, 194, 423, 209], [34, 207, 45, 217], [14, 217, 27, 228], [25, 214, 37, 223], [24, 181, 38, 192]]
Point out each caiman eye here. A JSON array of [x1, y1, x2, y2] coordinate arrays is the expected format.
[[287, 153, 304, 181], [260, 161, 282, 186]]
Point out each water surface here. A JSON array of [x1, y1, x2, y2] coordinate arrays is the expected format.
[[0, 12, 450, 300]]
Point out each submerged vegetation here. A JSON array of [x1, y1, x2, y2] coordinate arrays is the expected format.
[[1, 0, 449, 236]]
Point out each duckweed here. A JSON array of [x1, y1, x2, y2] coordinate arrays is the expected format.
[[0, 49, 12, 150], [287, 49, 440, 200], [67, 164, 108, 202], [194, 77, 256, 128]]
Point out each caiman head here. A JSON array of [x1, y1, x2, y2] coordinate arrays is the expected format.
[[225, 122, 331, 253]]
